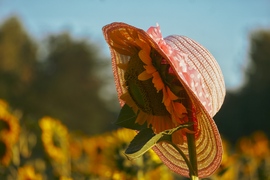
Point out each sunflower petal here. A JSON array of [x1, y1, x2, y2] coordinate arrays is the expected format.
[[152, 72, 164, 91], [144, 65, 156, 74], [138, 50, 152, 65], [138, 71, 152, 81], [173, 102, 188, 118], [135, 111, 148, 125], [135, 38, 151, 53], [116, 104, 147, 130], [167, 87, 178, 101]]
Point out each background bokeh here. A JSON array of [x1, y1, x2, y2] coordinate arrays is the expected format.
[[0, 0, 270, 179]]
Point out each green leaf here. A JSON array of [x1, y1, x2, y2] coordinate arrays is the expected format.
[[125, 128, 163, 160], [115, 104, 146, 130], [125, 122, 193, 160]]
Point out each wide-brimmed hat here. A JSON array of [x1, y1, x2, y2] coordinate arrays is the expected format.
[[103, 22, 225, 178]]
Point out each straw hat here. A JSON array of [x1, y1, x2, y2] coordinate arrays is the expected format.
[[103, 22, 225, 178]]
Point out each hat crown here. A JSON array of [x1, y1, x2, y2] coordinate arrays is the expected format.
[[164, 35, 225, 117]]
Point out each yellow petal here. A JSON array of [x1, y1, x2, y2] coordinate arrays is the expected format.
[[144, 65, 156, 74], [135, 38, 151, 53], [171, 112, 180, 124], [148, 116, 166, 133], [138, 50, 152, 65], [138, 71, 152, 81], [120, 92, 139, 113], [173, 102, 187, 118], [136, 111, 148, 125], [162, 88, 171, 108], [152, 72, 164, 91], [167, 87, 178, 101]]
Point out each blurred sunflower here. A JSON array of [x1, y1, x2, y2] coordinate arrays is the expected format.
[[251, 131, 269, 159], [0, 110, 20, 145], [0, 103, 20, 167], [59, 176, 73, 180], [82, 135, 110, 177], [39, 117, 69, 163], [102, 128, 140, 178], [147, 148, 161, 163], [81, 128, 165, 179], [210, 139, 238, 180], [144, 165, 174, 180], [68, 134, 97, 177], [0, 99, 8, 114], [0, 137, 12, 166], [112, 127, 137, 141], [69, 134, 83, 160], [236, 131, 270, 179], [17, 165, 42, 180], [101, 128, 170, 179]]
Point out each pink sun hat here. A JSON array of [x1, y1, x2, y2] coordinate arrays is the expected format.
[[103, 22, 225, 178]]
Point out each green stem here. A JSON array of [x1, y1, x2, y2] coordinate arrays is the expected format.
[[186, 100, 198, 177], [191, 175, 200, 180], [186, 131, 198, 176], [162, 140, 195, 176]]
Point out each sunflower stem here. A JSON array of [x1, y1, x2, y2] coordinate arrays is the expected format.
[[186, 132, 198, 176], [162, 140, 195, 176], [191, 175, 200, 180], [186, 100, 199, 178]]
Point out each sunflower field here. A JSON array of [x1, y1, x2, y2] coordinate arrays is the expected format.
[[0, 99, 269, 180]]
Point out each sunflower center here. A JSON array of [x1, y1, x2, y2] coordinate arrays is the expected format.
[[124, 53, 169, 116], [0, 119, 10, 131], [0, 140, 7, 158], [52, 132, 62, 148]]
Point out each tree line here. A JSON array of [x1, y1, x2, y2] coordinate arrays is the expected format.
[[0, 17, 119, 135]]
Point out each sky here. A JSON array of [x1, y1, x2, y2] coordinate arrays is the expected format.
[[0, 0, 270, 90]]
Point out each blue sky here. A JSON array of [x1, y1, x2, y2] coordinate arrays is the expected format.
[[0, 0, 270, 90]]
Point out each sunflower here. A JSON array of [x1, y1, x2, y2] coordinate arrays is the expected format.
[[105, 25, 193, 145], [111, 127, 137, 142], [102, 128, 168, 179], [17, 165, 42, 180], [0, 112, 20, 145], [0, 99, 8, 114], [39, 117, 69, 163], [59, 176, 73, 180], [82, 128, 146, 179], [102, 128, 138, 174], [0, 101, 20, 167], [0, 137, 12, 166], [144, 165, 174, 180], [69, 134, 83, 160], [82, 135, 110, 177]]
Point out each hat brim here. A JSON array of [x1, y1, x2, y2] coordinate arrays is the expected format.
[[103, 22, 223, 178]]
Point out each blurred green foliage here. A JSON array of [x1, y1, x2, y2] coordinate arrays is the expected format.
[[216, 28, 270, 144], [0, 17, 118, 135]]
